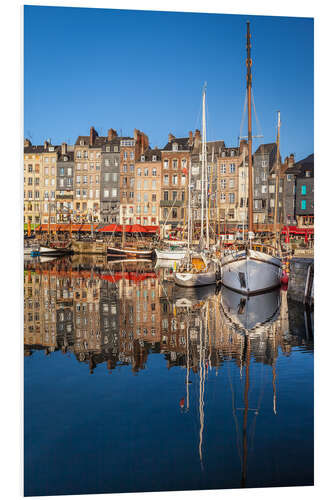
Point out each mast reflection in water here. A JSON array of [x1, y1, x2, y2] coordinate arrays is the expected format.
[[24, 256, 313, 496]]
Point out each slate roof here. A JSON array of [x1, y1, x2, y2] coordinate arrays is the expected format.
[[58, 151, 74, 162], [162, 137, 190, 151], [254, 143, 276, 155], [139, 147, 162, 162], [74, 135, 108, 147]]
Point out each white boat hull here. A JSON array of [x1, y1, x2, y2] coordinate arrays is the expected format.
[[221, 249, 282, 295], [155, 249, 187, 260], [174, 271, 217, 287]]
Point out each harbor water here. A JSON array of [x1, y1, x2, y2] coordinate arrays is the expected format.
[[24, 255, 314, 496]]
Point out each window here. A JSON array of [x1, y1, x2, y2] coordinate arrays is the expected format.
[[229, 193, 235, 203], [144, 193, 148, 202], [262, 185, 267, 194], [262, 160, 268, 167], [163, 191, 169, 201], [221, 179, 226, 189], [76, 189, 80, 197], [220, 164, 226, 174], [164, 175, 169, 185], [60, 178, 64, 187], [172, 191, 177, 201], [172, 175, 178, 185], [163, 159, 169, 169], [123, 151, 127, 160], [152, 205, 156, 214], [137, 168, 141, 176], [152, 180, 156, 189], [229, 179, 234, 188], [269, 185, 275, 193], [181, 175, 186, 186], [301, 200, 307, 210], [230, 164, 235, 173], [172, 143, 178, 151], [114, 146, 119, 152], [89, 189, 93, 199], [143, 180, 148, 189], [172, 208, 177, 219], [96, 175, 99, 184], [221, 193, 226, 202], [144, 168, 149, 176], [152, 193, 156, 201], [104, 189, 109, 198], [112, 189, 117, 197], [105, 146, 110, 153], [262, 172, 267, 181], [172, 159, 178, 169], [129, 191, 134, 198], [112, 173, 117, 183], [104, 173, 110, 182], [287, 174, 292, 181], [123, 164, 127, 173], [130, 152, 134, 160], [68, 168, 72, 176], [301, 185, 307, 195], [152, 155, 157, 162]]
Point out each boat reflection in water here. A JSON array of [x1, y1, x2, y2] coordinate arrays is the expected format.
[[220, 286, 281, 333]]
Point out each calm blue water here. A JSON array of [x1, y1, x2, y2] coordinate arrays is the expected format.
[[24, 257, 313, 496]]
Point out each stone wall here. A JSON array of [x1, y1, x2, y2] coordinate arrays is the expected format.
[[288, 258, 314, 303]]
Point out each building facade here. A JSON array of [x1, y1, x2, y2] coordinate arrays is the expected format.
[[134, 148, 162, 226], [160, 133, 190, 230], [100, 130, 120, 224], [56, 143, 74, 224]]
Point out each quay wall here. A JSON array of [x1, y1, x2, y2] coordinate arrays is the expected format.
[[288, 258, 314, 304]]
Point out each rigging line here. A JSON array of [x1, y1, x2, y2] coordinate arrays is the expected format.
[[239, 90, 248, 144], [251, 88, 263, 139], [248, 361, 269, 453], [227, 360, 243, 464]]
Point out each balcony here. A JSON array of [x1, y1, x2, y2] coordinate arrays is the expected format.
[[160, 200, 182, 207], [56, 193, 73, 200]]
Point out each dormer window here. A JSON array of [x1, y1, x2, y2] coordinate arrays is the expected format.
[[172, 143, 178, 151], [231, 150, 235, 156], [114, 146, 118, 152], [106, 146, 110, 152], [222, 151, 226, 157], [49, 146, 54, 152], [80, 140, 84, 146], [141, 155, 145, 162], [305, 170, 311, 177], [152, 155, 157, 162], [64, 156, 68, 162]]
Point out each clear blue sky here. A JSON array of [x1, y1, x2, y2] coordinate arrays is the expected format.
[[24, 5, 313, 161]]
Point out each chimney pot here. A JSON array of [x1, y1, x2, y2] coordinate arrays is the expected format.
[[61, 142, 67, 155]]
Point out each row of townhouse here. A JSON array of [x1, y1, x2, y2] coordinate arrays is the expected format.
[[24, 126, 313, 231]]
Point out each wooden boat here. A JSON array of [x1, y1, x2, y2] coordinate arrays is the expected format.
[[107, 246, 154, 258], [220, 23, 282, 294], [39, 242, 73, 256]]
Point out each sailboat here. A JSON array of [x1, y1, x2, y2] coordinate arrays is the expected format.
[[220, 22, 282, 294], [174, 84, 221, 287]]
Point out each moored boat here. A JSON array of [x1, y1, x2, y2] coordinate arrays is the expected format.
[[221, 246, 282, 295], [107, 246, 154, 258]]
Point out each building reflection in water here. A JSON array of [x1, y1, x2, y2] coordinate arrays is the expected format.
[[24, 256, 313, 487]]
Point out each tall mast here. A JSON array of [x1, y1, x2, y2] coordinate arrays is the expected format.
[[187, 157, 192, 249], [201, 83, 207, 241], [246, 21, 254, 234], [273, 111, 281, 245]]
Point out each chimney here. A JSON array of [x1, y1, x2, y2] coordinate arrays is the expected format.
[[168, 133, 175, 143], [24, 138, 31, 148], [189, 131, 193, 147], [107, 128, 117, 141], [61, 142, 67, 155], [89, 126, 98, 147], [289, 154, 295, 165], [44, 140, 49, 150], [194, 129, 201, 149]]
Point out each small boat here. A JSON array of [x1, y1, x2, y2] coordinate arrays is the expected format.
[[155, 246, 187, 260], [107, 246, 154, 258], [174, 252, 221, 288], [39, 242, 73, 256]]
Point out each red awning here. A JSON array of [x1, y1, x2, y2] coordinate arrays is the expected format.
[[35, 224, 98, 232], [98, 224, 158, 233]]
